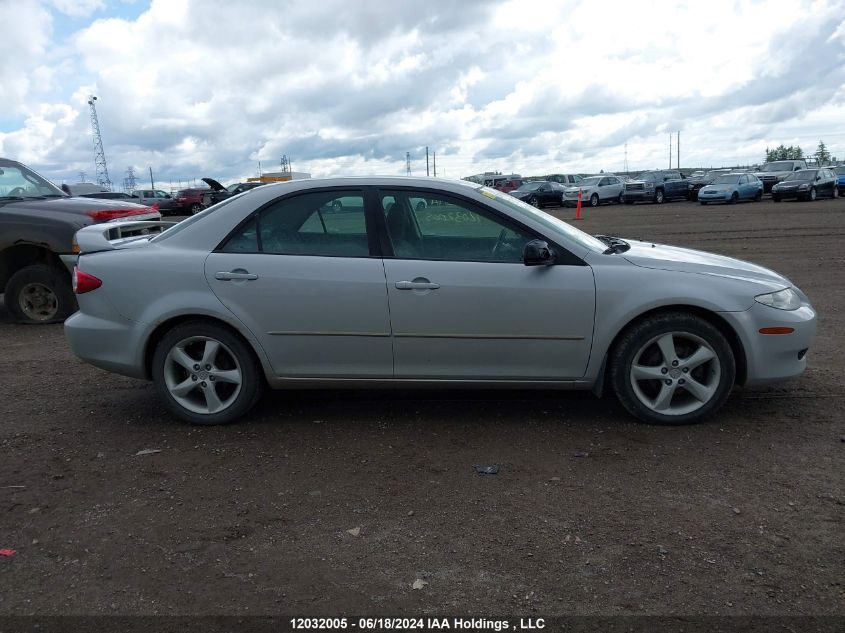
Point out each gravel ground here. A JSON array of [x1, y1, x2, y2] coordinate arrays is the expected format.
[[0, 197, 842, 617]]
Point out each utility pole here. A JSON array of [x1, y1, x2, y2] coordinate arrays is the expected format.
[[405, 152, 411, 176], [433, 151, 437, 177], [426, 146, 430, 177], [624, 143, 629, 174], [149, 166, 154, 189], [677, 131, 680, 170], [669, 134, 672, 170], [87, 95, 112, 190]]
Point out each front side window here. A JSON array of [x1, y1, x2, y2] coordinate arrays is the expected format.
[[380, 189, 534, 263], [0, 160, 64, 198], [220, 190, 370, 257]]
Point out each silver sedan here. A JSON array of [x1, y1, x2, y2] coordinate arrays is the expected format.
[[65, 177, 816, 425]]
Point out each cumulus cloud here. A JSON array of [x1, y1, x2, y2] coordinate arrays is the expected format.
[[0, 0, 844, 186]]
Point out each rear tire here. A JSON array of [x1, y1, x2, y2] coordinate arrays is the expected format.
[[152, 320, 265, 425], [5, 264, 77, 325], [609, 312, 735, 425], [617, 192, 624, 204], [833, 186, 839, 199]]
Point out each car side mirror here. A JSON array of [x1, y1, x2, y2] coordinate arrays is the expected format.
[[523, 239, 555, 266]]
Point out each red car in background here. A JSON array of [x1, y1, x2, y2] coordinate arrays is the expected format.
[[172, 188, 209, 215]]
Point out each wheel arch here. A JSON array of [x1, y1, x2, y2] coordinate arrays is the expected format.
[[0, 244, 67, 291], [598, 304, 748, 392], [143, 314, 268, 381]]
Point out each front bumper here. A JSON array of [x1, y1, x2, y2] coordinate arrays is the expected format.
[[723, 300, 817, 386], [772, 188, 807, 200], [699, 191, 731, 202], [622, 190, 654, 202]]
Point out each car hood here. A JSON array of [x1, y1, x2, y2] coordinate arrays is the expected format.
[[201, 177, 226, 191], [621, 239, 791, 287]]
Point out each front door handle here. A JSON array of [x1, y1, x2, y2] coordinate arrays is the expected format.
[[395, 280, 440, 290], [215, 271, 258, 281]]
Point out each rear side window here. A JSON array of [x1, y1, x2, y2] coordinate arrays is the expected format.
[[220, 190, 370, 258]]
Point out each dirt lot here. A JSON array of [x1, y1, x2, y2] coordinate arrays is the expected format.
[[0, 197, 843, 618]]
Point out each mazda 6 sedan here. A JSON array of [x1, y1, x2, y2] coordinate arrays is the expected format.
[[65, 177, 817, 426]]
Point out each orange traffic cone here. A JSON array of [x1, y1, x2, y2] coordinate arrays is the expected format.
[[574, 189, 582, 220]]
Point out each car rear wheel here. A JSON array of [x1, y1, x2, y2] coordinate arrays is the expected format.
[[833, 186, 839, 199], [5, 264, 77, 325], [617, 192, 624, 204], [654, 189, 665, 204], [609, 312, 735, 425], [152, 321, 265, 425]]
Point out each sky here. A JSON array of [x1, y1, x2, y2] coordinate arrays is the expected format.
[[1, 0, 844, 189]]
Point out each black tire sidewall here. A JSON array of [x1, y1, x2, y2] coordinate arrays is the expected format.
[[609, 313, 736, 425], [6, 264, 76, 324], [152, 320, 265, 425]]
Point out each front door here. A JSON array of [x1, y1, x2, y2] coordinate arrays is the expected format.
[[378, 188, 595, 380], [205, 189, 392, 378]]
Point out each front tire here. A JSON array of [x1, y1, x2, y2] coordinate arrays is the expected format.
[[152, 321, 265, 425], [529, 196, 540, 208], [654, 189, 665, 204], [808, 187, 817, 201], [772, 195, 781, 202], [5, 264, 77, 324], [589, 193, 599, 207], [609, 312, 735, 425], [730, 192, 739, 204], [754, 191, 762, 202], [833, 186, 839, 199], [190, 203, 203, 215]]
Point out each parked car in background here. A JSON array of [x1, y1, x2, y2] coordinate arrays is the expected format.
[[78, 191, 136, 200], [698, 173, 763, 205], [753, 160, 807, 192], [0, 157, 160, 324], [200, 178, 269, 208], [495, 178, 524, 194], [623, 170, 688, 204], [771, 168, 840, 202], [61, 182, 109, 196], [131, 189, 178, 215], [546, 174, 584, 187], [173, 187, 210, 215], [686, 169, 732, 201], [508, 180, 565, 207], [833, 166, 845, 188], [66, 176, 816, 427], [563, 175, 624, 207]]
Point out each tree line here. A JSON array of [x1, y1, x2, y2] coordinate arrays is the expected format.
[[765, 141, 836, 164]]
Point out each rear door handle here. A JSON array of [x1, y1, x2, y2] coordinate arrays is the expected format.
[[215, 271, 258, 281], [395, 280, 440, 290]]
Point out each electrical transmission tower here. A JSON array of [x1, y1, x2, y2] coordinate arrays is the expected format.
[[406, 152, 411, 175], [280, 155, 291, 173], [124, 166, 137, 193], [87, 95, 112, 190]]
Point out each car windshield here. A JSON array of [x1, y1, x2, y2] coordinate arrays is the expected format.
[[834, 167, 845, 175], [0, 159, 66, 198], [515, 182, 543, 192], [480, 186, 606, 253], [760, 162, 796, 172], [580, 177, 602, 186], [713, 175, 739, 185], [783, 170, 816, 182]]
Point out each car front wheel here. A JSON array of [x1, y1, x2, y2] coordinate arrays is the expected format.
[[654, 189, 664, 204], [609, 312, 735, 425], [808, 187, 817, 201], [529, 196, 540, 208], [5, 264, 77, 324], [190, 203, 203, 214], [589, 193, 599, 207], [152, 321, 265, 425]]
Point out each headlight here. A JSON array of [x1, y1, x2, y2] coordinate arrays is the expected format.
[[755, 288, 801, 310]]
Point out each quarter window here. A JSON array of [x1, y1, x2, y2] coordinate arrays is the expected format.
[[379, 190, 534, 263], [220, 190, 370, 257]]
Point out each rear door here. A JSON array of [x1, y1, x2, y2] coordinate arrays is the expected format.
[[205, 188, 393, 378]]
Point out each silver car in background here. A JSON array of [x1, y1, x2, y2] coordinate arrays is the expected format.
[[563, 175, 625, 207], [65, 177, 816, 426]]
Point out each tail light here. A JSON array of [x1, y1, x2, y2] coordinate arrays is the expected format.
[[72, 267, 102, 294], [85, 207, 157, 223]]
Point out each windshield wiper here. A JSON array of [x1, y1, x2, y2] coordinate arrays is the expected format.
[[595, 234, 631, 254], [0, 196, 26, 201]]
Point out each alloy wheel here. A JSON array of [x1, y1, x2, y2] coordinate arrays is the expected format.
[[163, 336, 243, 415], [629, 331, 721, 416]]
